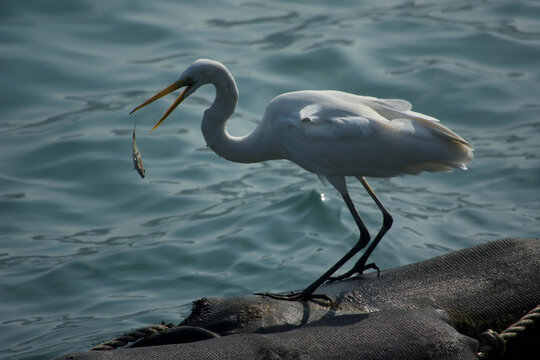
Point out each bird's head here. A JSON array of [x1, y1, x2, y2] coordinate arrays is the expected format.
[[130, 59, 227, 132]]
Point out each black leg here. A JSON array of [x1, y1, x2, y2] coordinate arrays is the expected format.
[[256, 191, 371, 303], [329, 177, 393, 282]]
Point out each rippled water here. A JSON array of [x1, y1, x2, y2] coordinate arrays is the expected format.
[[1, 0, 539, 358]]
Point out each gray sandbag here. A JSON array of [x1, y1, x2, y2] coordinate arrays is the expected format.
[[55, 238, 539, 359], [55, 309, 479, 360], [182, 238, 540, 338]]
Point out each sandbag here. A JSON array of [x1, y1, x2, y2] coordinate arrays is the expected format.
[[55, 238, 540, 360], [56, 309, 480, 360]]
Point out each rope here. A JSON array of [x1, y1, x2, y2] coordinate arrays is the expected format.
[[477, 303, 540, 359], [90, 322, 175, 351]]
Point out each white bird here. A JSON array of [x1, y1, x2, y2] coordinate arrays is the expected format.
[[130, 59, 473, 302]]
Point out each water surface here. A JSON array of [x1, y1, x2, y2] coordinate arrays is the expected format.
[[1, 1, 539, 358]]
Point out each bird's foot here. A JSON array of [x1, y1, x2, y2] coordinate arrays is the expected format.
[[326, 262, 380, 283], [255, 291, 333, 307]]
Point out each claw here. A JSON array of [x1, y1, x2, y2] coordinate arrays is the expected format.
[[255, 291, 333, 307], [326, 262, 380, 283]]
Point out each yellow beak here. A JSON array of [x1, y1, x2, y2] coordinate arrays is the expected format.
[[130, 80, 192, 132]]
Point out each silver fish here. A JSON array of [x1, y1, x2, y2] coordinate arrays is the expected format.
[[132, 124, 145, 178]]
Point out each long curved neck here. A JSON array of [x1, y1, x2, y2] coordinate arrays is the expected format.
[[201, 72, 280, 164]]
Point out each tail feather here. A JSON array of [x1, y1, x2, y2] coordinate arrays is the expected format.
[[391, 117, 474, 175]]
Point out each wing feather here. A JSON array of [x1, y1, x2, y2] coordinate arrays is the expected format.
[[266, 90, 472, 177]]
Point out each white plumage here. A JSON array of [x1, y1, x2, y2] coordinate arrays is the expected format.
[[131, 59, 473, 302], [264, 90, 472, 181]]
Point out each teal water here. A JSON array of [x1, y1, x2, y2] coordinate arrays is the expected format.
[[1, 0, 539, 358]]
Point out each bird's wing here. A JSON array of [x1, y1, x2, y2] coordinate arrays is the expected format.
[[363, 97, 413, 111], [278, 106, 469, 177], [354, 95, 471, 147], [342, 93, 471, 147], [360, 96, 441, 123], [266, 91, 472, 177], [391, 116, 471, 147], [294, 91, 440, 123], [294, 99, 389, 140], [277, 103, 395, 175]]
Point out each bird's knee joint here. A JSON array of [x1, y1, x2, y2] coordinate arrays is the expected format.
[[383, 213, 393, 227]]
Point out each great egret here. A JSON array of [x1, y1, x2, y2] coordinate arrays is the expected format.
[[130, 59, 473, 301]]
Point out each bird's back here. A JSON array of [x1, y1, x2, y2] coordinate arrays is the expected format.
[[261, 90, 473, 178]]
